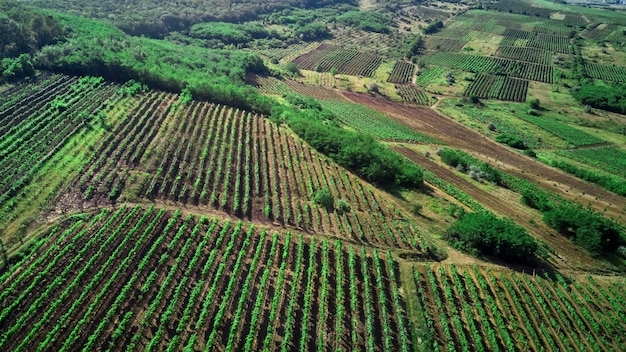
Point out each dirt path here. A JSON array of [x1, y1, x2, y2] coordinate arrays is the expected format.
[[392, 146, 609, 271], [341, 91, 626, 224]]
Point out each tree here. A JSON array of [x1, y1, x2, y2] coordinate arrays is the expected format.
[[284, 61, 300, 75]]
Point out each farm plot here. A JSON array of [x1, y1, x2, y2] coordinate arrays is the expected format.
[[495, 46, 553, 65], [72, 95, 431, 252], [531, 26, 573, 37], [606, 27, 626, 43], [584, 62, 626, 83], [518, 114, 604, 147], [424, 53, 554, 83], [417, 67, 445, 88], [582, 23, 617, 40], [396, 85, 432, 106], [501, 29, 571, 53], [464, 73, 528, 102], [293, 44, 382, 77], [321, 100, 435, 141], [558, 147, 626, 178], [0, 75, 117, 207], [246, 75, 293, 96], [284, 80, 344, 101], [423, 36, 468, 52], [414, 264, 626, 351], [0, 206, 414, 352], [529, 34, 571, 53], [387, 61, 415, 84]]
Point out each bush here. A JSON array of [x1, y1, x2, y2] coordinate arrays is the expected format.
[[446, 211, 538, 263], [288, 117, 423, 189], [336, 199, 351, 213], [313, 188, 334, 210], [543, 203, 624, 257], [529, 98, 540, 109], [495, 134, 527, 150]]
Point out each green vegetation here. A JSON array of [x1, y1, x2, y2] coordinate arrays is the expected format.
[[321, 101, 437, 142], [313, 188, 334, 210], [288, 115, 424, 189], [544, 203, 624, 257], [517, 112, 604, 147], [36, 14, 273, 113], [558, 147, 626, 178], [550, 160, 626, 197], [446, 212, 537, 263], [188, 22, 271, 45], [0, 2, 63, 82], [336, 10, 392, 33], [572, 82, 626, 115]]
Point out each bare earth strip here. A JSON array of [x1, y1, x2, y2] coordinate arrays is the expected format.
[[392, 146, 607, 271], [340, 91, 626, 223]]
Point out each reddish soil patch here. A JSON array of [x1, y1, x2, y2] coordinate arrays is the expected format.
[[342, 91, 626, 223]]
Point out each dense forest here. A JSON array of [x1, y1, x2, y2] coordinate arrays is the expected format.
[[24, 0, 359, 37]]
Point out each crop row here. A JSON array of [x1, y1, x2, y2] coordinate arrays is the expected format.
[[557, 147, 626, 178], [284, 80, 344, 100], [423, 36, 468, 52], [0, 76, 117, 206], [414, 264, 626, 351], [387, 61, 415, 84], [517, 113, 605, 146], [0, 207, 414, 351], [464, 73, 528, 102], [293, 43, 382, 77], [248, 75, 293, 96], [500, 31, 570, 54], [416, 67, 444, 88], [321, 100, 434, 141], [494, 46, 553, 65], [424, 53, 554, 83], [396, 85, 432, 105], [74, 94, 430, 252], [584, 62, 626, 83]]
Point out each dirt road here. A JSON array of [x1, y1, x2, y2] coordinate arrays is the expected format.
[[342, 91, 626, 223]]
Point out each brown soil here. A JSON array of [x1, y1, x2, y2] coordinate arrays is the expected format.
[[341, 91, 626, 224], [393, 146, 608, 271]]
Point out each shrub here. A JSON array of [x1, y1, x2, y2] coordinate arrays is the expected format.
[[336, 199, 351, 213], [446, 212, 538, 263], [313, 188, 334, 210], [529, 98, 540, 109]]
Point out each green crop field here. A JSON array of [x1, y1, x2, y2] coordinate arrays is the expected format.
[[1, 0, 626, 351]]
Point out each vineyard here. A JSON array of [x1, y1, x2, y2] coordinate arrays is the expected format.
[[464, 73, 529, 102], [584, 62, 626, 83], [322, 100, 435, 141], [417, 67, 445, 88], [247, 75, 293, 96], [292, 44, 382, 77], [422, 36, 468, 52], [517, 114, 605, 147], [0, 75, 117, 207], [557, 147, 626, 178], [387, 61, 415, 84], [0, 206, 414, 351], [494, 46, 553, 65], [415, 263, 626, 351], [423, 53, 554, 83], [69, 93, 431, 252], [2, 3, 626, 352], [396, 85, 432, 106]]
